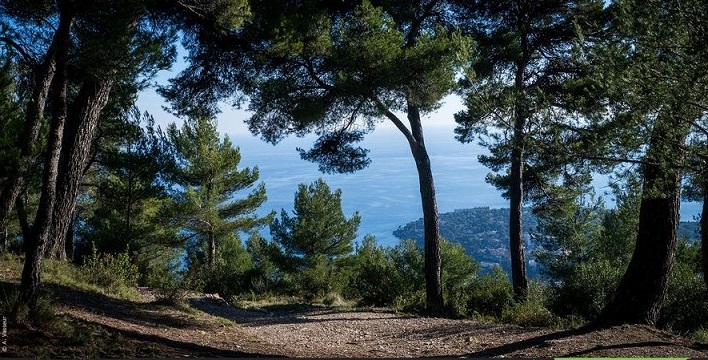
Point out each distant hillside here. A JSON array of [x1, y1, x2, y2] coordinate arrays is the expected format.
[[393, 207, 701, 277]]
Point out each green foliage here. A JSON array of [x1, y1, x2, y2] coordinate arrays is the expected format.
[[659, 241, 708, 334], [535, 178, 638, 320], [184, 233, 255, 300], [452, 266, 514, 319], [0, 288, 56, 327], [267, 179, 359, 299], [83, 246, 140, 293], [501, 283, 558, 327], [549, 259, 624, 319], [167, 115, 271, 272], [347, 236, 424, 306], [76, 108, 181, 288], [271, 178, 359, 261]]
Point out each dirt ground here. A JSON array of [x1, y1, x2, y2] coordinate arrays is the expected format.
[[7, 286, 708, 358]]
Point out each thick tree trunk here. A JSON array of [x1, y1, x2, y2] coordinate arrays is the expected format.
[[47, 78, 114, 259], [598, 114, 688, 325], [407, 105, 443, 315], [509, 138, 528, 300]]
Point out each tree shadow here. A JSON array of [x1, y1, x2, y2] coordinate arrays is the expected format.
[[189, 297, 416, 327], [41, 282, 202, 330], [74, 316, 283, 358], [457, 325, 598, 357], [563, 341, 678, 357]]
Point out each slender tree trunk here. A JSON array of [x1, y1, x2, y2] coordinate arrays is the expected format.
[[407, 104, 443, 315], [208, 230, 216, 268], [509, 39, 530, 300], [20, 6, 74, 306], [598, 113, 688, 325], [701, 180, 708, 291], [0, 23, 62, 240], [509, 133, 528, 300]]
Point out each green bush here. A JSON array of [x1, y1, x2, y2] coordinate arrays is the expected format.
[[292, 254, 350, 300], [348, 235, 408, 306], [659, 241, 708, 333], [501, 283, 558, 327], [83, 246, 139, 290], [0, 288, 56, 327], [548, 259, 623, 320], [460, 266, 514, 318]]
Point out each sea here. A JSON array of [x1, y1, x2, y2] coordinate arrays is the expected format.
[[138, 92, 703, 248], [232, 122, 703, 248]]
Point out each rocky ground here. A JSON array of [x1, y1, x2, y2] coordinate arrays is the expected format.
[[6, 286, 708, 358]]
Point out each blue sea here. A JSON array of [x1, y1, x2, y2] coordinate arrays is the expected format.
[[230, 124, 703, 247]]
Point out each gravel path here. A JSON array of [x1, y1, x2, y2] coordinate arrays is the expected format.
[[187, 296, 708, 358]]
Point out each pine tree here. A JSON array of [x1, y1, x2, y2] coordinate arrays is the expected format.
[[454, 0, 605, 300], [166, 115, 272, 269], [271, 178, 360, 263], [270, 178, 360, 297]]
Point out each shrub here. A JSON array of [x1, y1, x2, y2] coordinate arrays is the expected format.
[[83, 246, 139, 290], [461, 266, 514, 318], [0, 288, 56, 327], [547, 259, 623, 320], [348, 235, 408, 306], [659, 241, 708, 333], [501, 283, 558, 327]]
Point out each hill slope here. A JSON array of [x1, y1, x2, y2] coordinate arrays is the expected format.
[[393, 207, 701, 276]]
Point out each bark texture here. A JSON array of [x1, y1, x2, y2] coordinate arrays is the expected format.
[[598, 113, 688, 325], [701, 186, 708, 291], [47, 78, 114, 259]]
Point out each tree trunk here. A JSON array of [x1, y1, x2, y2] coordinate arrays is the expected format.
[[0, 20, 62, 240], [509, 11, 531, 301], [64, 211, 75, 260], [701, 181, 708, 291], [407, 104, 443, 315], [597, 113, 688, 325], [47, 78, 114, 258], [208, 230, 216, 268], [20, 6, 73, 306], [509, 135, 528, 300]]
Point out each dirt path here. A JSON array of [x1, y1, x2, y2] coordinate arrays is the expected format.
[[13, 286, 708, 358], [187, 296, 708, 358]]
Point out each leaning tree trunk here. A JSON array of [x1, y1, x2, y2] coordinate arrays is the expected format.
[[373, 96, 443, 314], [407, 105, 443, 315], [598, 113, 688, 325], [47, 78, 114, 259], [0, 21, 63, 240], [20, 7, 73, 306]]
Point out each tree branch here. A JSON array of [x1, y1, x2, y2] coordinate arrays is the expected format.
[[370, 94, 416, 146], [0, 37, 36, 64]]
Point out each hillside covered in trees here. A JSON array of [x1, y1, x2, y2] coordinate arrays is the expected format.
[[394, 207, 701, 277]]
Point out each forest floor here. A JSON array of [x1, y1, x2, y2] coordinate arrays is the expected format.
[[6, 284, 708, 358]]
